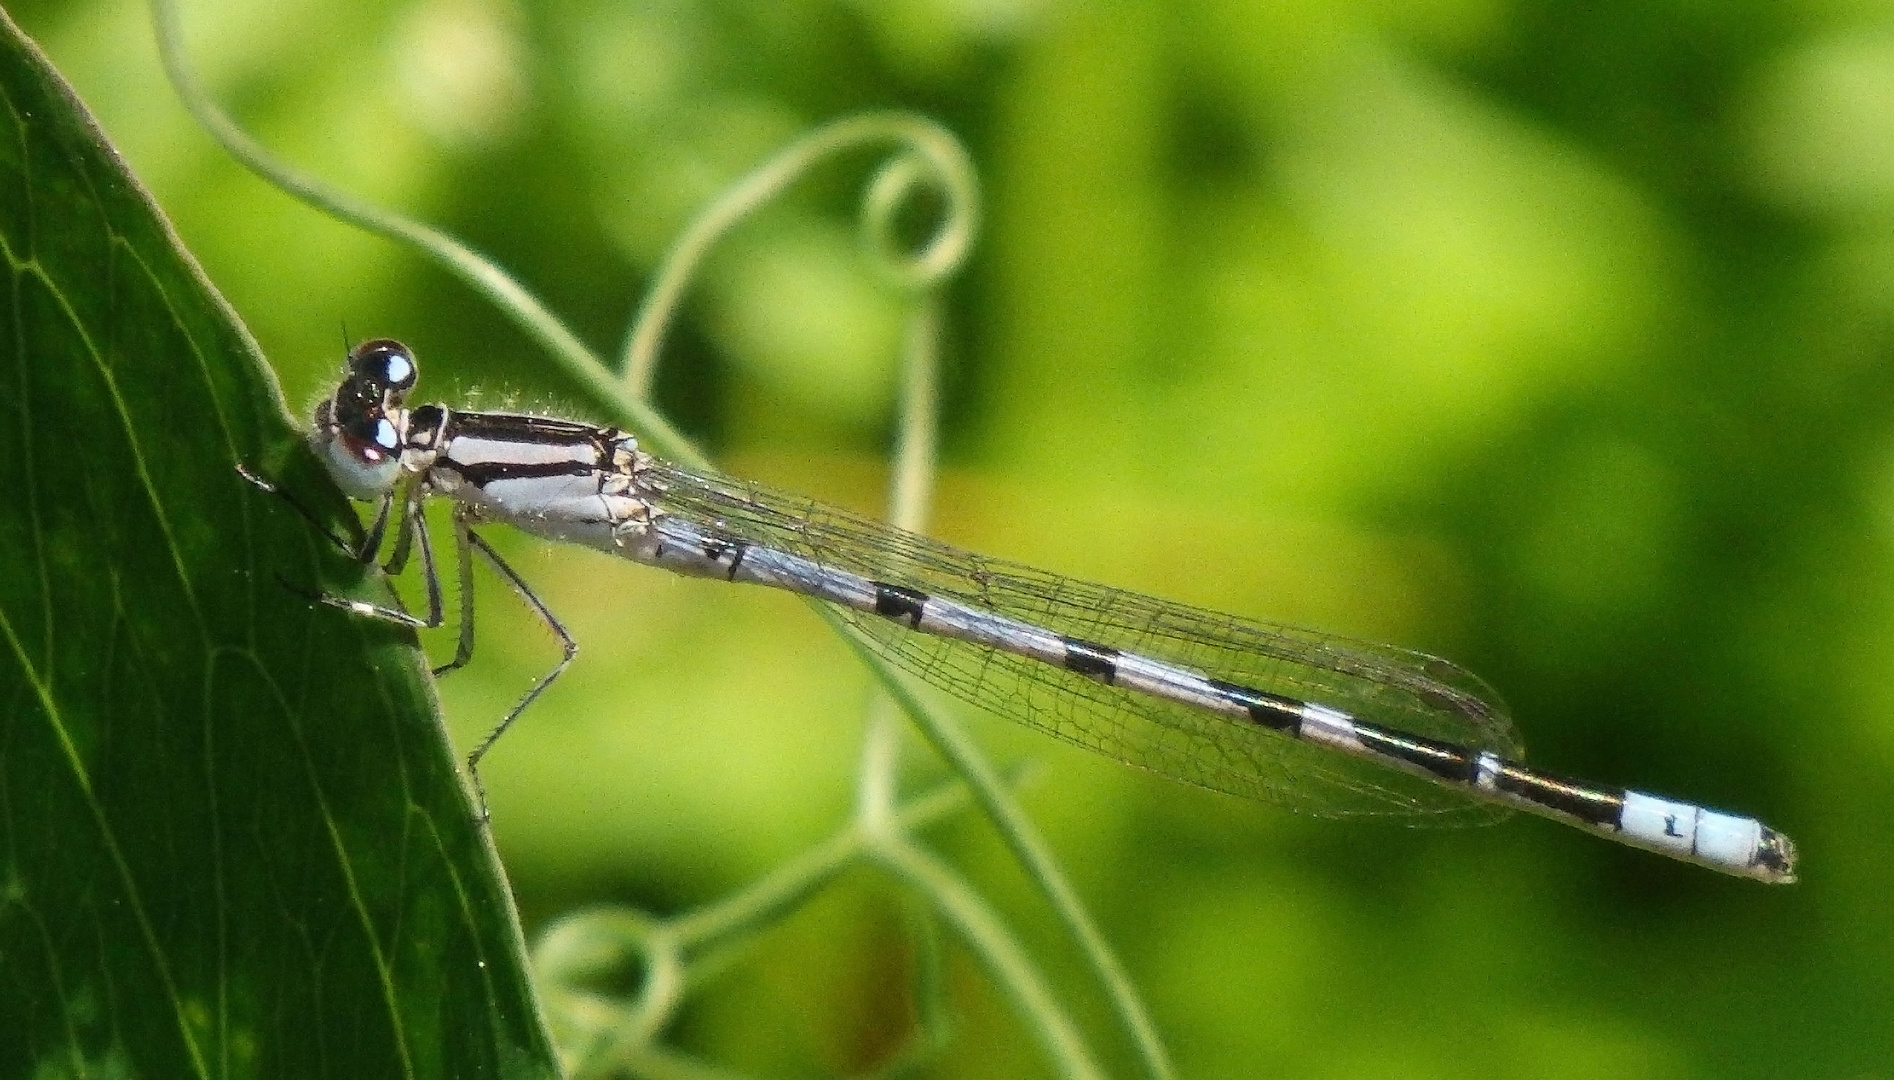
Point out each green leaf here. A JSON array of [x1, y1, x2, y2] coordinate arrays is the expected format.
[[0, 12, 558, 1079]]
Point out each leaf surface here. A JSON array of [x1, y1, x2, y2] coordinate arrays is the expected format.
[[0, 12, 558, 1079]]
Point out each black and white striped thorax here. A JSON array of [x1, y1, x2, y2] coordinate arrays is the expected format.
[[413, 409, 649, 548], [304, 339, 1797, 884]]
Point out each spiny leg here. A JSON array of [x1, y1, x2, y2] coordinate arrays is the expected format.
[[394, 497, 447, 630], [239, 462, 428, 624], [357, 486, 395, 565], [275, 488, 446, 631], [247, 459, 546, 823], [237, 462, 379, 560], [433, 507, 478, 676], [381, 477, 423, 575], [459, 520, 578, 823]]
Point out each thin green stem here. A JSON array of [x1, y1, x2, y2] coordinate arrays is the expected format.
[[884, 298, 943, 534], [856, 693, 905, 835], [538, 778, 991, 1077], [870, 836, 1105, 1080], [618, 115, 978, 399], [665, 776, 974, 953], [830, 612, 1176, 1080], [857, 295, 945, 829]]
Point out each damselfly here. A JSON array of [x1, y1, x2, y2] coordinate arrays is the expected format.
[[248, 339, 1797, 883]]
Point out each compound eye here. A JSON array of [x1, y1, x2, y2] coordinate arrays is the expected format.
[[350, 338, 418, 392]]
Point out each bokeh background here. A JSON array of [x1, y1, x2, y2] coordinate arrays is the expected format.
[[14, 0, 1892, 1076]]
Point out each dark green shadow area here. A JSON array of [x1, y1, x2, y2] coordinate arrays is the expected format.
[[0, 11, 558, 1079]]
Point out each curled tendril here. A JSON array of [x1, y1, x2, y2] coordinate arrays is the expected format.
[[532, 907, 684, 1070], [618, 112, 980, 402], [863, 151, 976, 291]]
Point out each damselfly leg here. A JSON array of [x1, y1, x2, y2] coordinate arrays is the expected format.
[[242, 458, 575, 820]]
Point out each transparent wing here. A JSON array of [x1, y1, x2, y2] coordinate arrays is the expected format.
[[641, 460, 1521, 823]]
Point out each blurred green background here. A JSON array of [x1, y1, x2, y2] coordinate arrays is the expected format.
[[14, 0, 1891, 1076]]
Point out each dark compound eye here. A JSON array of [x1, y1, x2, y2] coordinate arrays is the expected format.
[[349, 338, 418, 392]]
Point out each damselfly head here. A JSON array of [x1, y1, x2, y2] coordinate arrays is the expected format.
[[312, 338, 418, 500]]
